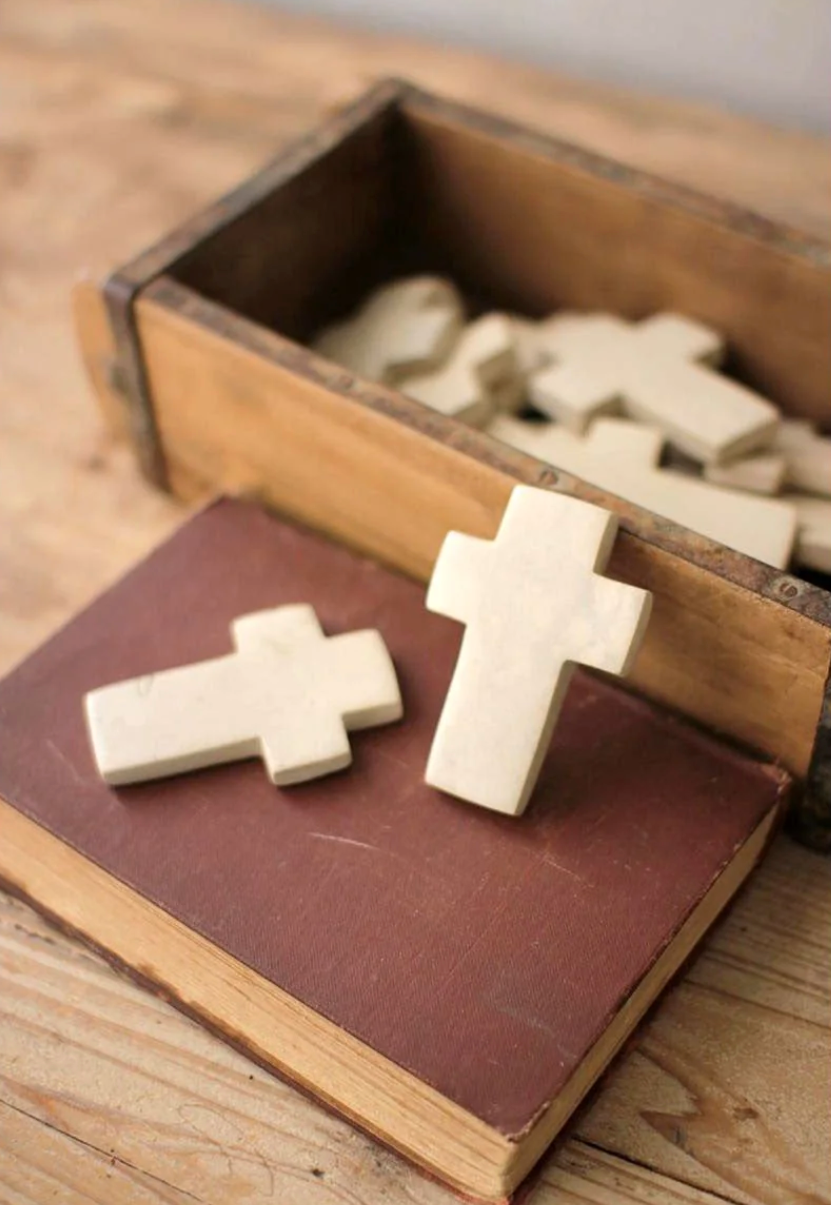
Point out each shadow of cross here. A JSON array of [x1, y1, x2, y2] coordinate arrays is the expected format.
[[425, 486, 653, 817], [85, 605, 402, 787]]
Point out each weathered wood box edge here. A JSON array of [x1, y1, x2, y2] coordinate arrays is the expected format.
[[72, 78, 831, 850]]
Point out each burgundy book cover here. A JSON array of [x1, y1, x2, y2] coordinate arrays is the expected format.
[[0, 499, 787, 1152]]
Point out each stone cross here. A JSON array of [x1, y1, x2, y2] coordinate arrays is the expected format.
[[425, 485, 652, 816], [403, 314, 518, 426], [487, 415, 797, 568], [313, 275, 462, 384], [85, 604, 403, 787], [528, 312, 778, 464]]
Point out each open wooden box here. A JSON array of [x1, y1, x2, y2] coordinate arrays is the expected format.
[[74, 79, 831, 850]]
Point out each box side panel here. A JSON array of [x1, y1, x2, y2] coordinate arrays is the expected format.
[[169, 104, 405, 343], [400, 102, 831, 425], [132, 280, 831, 787]]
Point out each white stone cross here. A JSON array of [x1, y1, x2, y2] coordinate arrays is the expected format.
[[85, 605, 403, 787], [425, 485, 653, 816], [402, 314, 518, 426], [528, 312, 779, 464], [488, 414, 797, 568], [312, 275, 462, 384]]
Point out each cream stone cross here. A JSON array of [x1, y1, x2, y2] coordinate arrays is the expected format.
[[85, 605, 403, 787], [488, 416, 797, 568], [529, 312, 779, 463], [425, 485, 653, 816], [312, 275, 462, 384], [402, 314, 518, 426]]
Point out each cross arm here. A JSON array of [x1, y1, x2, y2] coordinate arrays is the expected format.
[[529, 359, 622, 431], [231, 604, 323, 652], [583, 574, 653, 676], [426, 532, 494, 625], [324, 630, 404, 729]]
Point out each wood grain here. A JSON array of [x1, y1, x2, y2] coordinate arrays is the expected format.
[[0, 1102, 198, 1205], [579, 984, 831, 1205], [6, 1089, 734, 1205], [2, 872, 821, 1205], [1, 1, 830, 1202]]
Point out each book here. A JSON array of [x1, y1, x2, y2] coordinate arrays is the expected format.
[[0, 498, 788, 1201]]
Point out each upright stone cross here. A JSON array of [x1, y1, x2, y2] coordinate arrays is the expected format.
[[85, 604, 403, 786], [425, 486, 653, 816]]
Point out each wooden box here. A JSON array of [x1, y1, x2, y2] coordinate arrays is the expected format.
[[73, 79, 831, 850]]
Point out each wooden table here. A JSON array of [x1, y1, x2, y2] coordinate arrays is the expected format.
[[1, 3, 830, 1201]]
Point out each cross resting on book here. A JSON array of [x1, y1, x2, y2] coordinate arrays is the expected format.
[[85, 486, 653, 816]]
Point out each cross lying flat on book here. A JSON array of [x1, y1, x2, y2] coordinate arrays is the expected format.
[[85, 604, 403, 786], [425, 485, 653, 815]]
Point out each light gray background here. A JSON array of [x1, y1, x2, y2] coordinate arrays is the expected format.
[[260, 0, 831, 133]]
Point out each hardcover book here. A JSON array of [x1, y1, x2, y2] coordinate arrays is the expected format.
[[0, 498, 788, 1201]]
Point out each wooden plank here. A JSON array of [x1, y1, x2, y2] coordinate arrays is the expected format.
[[545, 1143, 744, 1204], [573, 838, 831, 1204], [4, 0, 830, 246], [0, 890, 721, 1205], [0, 1094, 730, 1205], [0, 801, 519, 1201], [0, 898, 450, 1205], [577, 980, 831, 1205], [132, 280, 830, 779], [0, 795, 781, 1199], [0, 1101, 197, 1205], [1, 875, 822, 1205], [686, 835, 831, 1028]]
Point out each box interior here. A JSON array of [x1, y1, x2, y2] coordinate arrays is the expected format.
[[169, 96, 831, 426]]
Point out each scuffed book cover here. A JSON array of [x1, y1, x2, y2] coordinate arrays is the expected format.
[[0, 498, 789, 1200]]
